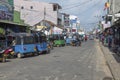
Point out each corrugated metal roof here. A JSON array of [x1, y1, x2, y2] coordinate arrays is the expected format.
[[0, 20, 29, 27]]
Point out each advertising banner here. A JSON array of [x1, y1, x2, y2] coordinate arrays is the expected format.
[[0, 0, 14, 21]]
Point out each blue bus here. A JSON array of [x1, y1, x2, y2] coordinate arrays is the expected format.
[[32, 31, 49, 54], [7, 33, 36, 58]]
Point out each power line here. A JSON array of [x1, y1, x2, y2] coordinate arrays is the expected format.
[[62, 0, 92, 8], [74, 0, 104, 25], [75, 0, 102, 15], [61, 0, 93, 11], [0, 0, 104, 27], [80, 22, 99, 25]]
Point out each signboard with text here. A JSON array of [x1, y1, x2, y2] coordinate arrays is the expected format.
[[0, 0, 14, 21]]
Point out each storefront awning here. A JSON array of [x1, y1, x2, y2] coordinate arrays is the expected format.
[[36, 26, 47, 29]]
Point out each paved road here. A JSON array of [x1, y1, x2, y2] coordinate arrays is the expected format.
[[0, 40, 113, 80]]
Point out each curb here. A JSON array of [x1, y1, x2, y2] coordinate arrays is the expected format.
[[99, 44, 115, 80], [98, 41, 120, 80]]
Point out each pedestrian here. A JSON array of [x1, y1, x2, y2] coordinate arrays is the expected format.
[[84, 35, 87, 41], [64, 35, 66, 41], [108, 34, 112, 49], [101, 34, 104, 45], [12, 37, 16, 46]]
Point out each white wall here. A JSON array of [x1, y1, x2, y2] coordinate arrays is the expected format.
[[14, 0, 57, 26]]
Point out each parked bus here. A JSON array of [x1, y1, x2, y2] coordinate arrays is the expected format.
[[7, 33, 36, 58], [32, 31, 50, 54]]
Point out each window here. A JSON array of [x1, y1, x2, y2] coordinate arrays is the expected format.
[[53, 5, 57, 11], [34, 34, 39, 43], [16, 37, 21, 45], [30, 6, 33, 9], [39, 32, 47, 42], [23, 36, 34, 44], [21, 6, 24, 9]]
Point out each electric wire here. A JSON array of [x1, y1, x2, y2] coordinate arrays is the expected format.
[[61, 0, 93, 11], [0, 0, 106, 29]]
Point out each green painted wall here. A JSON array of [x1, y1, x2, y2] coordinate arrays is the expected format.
[[0, 27, 5, 34], [13, 11, 24, 24]]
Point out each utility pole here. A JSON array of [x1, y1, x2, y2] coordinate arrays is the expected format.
[[43, 7, 46, 26], [42, 7, 46, 32], [107, 0, 110, 14], [111, 0, 115, 25]]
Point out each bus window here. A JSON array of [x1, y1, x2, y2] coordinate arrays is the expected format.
[[7, 36, 16, 46], [34, 34, 39, 43], [41, 32, 46, 42], [23, 36, 34, 44], [39, 35, 42, 43], [16, 37, 21, 45], [39, 32, 47, 42], [42, 36, 47, 42]]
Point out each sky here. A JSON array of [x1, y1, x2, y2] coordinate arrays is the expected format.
[[33, 0, 107, 31]]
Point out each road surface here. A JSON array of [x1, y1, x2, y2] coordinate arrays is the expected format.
[[0, 40, 113, 80]]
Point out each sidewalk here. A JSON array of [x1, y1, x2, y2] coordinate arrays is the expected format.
[[98, 40, 120, 80]]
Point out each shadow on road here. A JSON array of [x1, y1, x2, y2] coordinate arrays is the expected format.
[[112, 54, 120, 63], [103, 77, 113, 80], [0, 60, 11, 63], [106, 47, 120, 63]]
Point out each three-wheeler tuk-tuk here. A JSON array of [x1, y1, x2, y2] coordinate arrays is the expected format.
[[46, 35, 54, 50], [7, 33, 36, 58], [65, 34, 74, 46], [52, 34, 65, 47]]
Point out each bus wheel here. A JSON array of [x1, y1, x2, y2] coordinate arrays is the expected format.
[[17, 53, 23, 58]]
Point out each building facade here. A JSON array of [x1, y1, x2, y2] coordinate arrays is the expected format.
[[14, 0, 62, 27]]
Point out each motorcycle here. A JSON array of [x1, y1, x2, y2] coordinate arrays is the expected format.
[[0, 49, 6, 62], [4, 47, 15, 59], [0, 47, 14, 62], [71, 39, 81, 47]]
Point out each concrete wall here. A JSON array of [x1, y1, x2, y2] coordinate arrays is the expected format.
[[109, 0, 120, 14], [14, 0, 58, 26]]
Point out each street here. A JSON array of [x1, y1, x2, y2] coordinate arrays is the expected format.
[[0, 40, 113, 80]]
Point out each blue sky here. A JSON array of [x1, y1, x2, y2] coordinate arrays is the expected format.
[[34, 0, 107, 31]]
